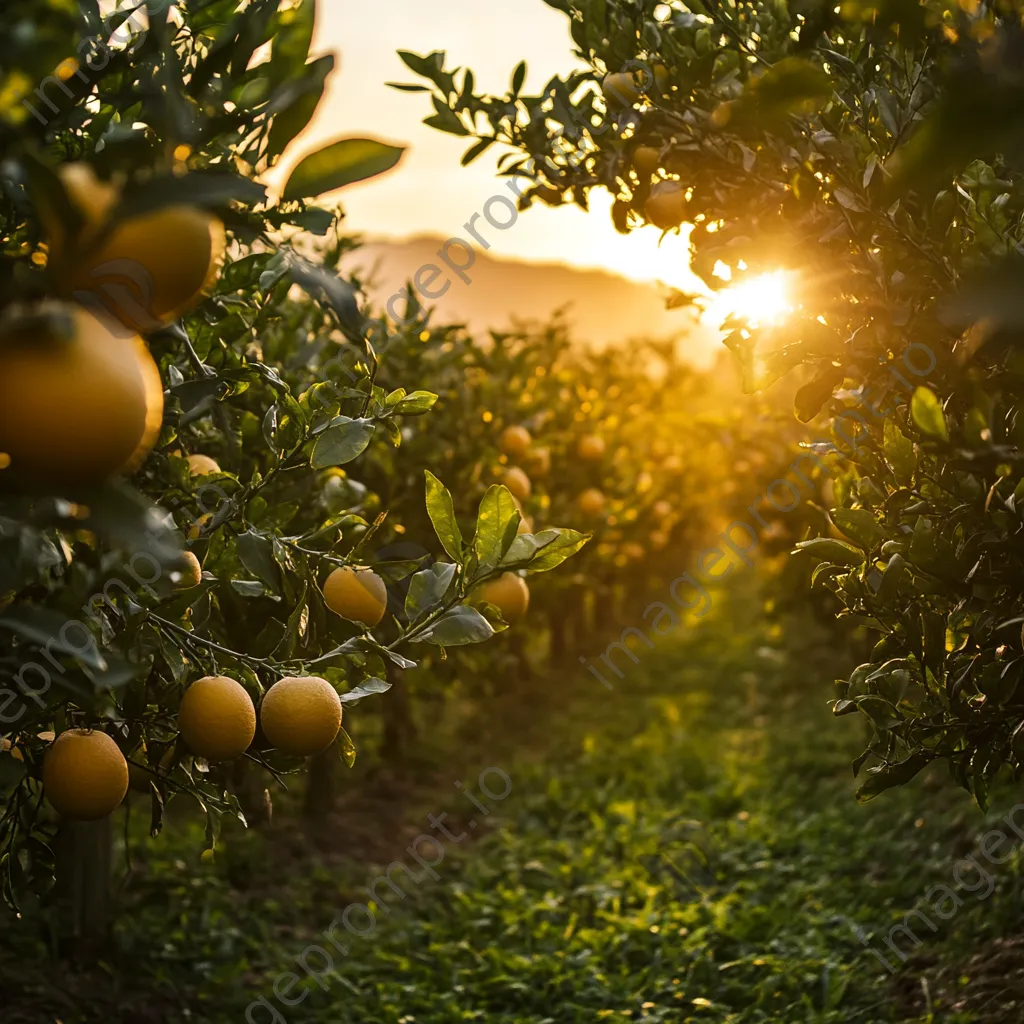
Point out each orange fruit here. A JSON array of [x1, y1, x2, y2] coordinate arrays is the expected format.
[[502, 467, 532, 501], [323, 566, 388, 626], [187, 513, 213, 541], [57, 201, 225, 333], [633, 145, 661, 175], [525, 445, 551, 477], [644, 181, 687, 230], [577, 435, 606, 461], [0, 303, 163, 488], [578, 488, 606, 517], [187, 454, 221, 477], [499, 425, 532, 457], [260, 676, 342, 756], [173, 551, 203, 590], [43, 729, 128, 820], [178, 675, 256, 761], [43, 163, 120, 268], [623, 541, 645, 562], [475, 572, 530, 624], [602, 71, 642, 106]]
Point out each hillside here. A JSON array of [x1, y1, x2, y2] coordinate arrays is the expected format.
[[344, 235, 720, 363]]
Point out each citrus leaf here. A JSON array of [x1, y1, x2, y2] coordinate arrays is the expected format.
[[911, 386, 949, 441], [282, 137, 405, 200], [425, 471, 463, 563]]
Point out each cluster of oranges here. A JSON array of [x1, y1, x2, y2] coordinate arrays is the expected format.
[[42, 672, 343, 821], [0, 163, 223, 489]]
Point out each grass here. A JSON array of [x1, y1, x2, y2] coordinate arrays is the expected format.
[[6, 575, 1024, 1022]]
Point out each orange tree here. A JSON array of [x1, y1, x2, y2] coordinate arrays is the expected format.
[[407, 0, 1024, 804], [0, 0, 591, 919]]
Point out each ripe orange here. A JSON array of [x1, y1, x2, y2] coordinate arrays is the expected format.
[[499, 425, 532, 457], [260, 676, 342, 756], [43, 729, 128, 820], [644, 181, 687, 230], [323, 566, 388, 626], [602, 71, 642, 106], [633, 145, 661, 175], [578, 434, 606, 461], [502, 467, 532, 501], [525, 445, 551, 477], [602, 65, 669, 106], [43, 163, 120, 268], [187, 513, 213, 541], [187, 454, 221, 477], [476, 572, 530, 624], [0, 303, 163, 488], [178, 675, 256, 761], [174, 551, 203, 590], [57, 202, 226, 333], [578, 488, 606, 517], [623, 541, 645, 562]]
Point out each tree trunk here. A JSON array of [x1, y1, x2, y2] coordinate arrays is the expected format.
[[52, 817, 113, 961], [303, 748, 336, 823], [231, 758, 271, 827], [381, 665, 415, 760]]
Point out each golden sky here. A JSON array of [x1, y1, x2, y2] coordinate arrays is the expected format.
[[289, 0, 704, 292]]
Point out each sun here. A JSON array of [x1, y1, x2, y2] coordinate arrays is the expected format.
[[702, 270, 794, 329]]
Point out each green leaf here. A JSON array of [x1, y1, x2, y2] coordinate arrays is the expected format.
[[793, 537, 866, 566], [0, 607, 105, 672], [461, 137, 496, 166], [311, 418, 375, 469], [405, 562, 457, 622], [473, 485, 519, 569], [856, 752, 931, 802], [511, 60, 527, 96], [282, 138, 405, 200], [911, 386, 949, 441], [502, 528, 590, 572], [395, 391, 439, 415], [339, 678, 391, 704], [267, 55, 335, 159], [412, 605, 497, 646], [883, 420, 916, 483], [268, 0, 316, 84], [425, 471, 463, 563], [831, 509, 886, 550], [336, 726, 357, 768], [236, 530, 282, 592]]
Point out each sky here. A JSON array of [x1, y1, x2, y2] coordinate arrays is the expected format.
[[277, 0, 703, 292]]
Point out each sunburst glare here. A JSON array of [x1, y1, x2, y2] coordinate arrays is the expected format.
[[703, 270, 794, 329]]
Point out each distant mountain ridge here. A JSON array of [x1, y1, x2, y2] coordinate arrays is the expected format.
[[344, 235, 717, 362]]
